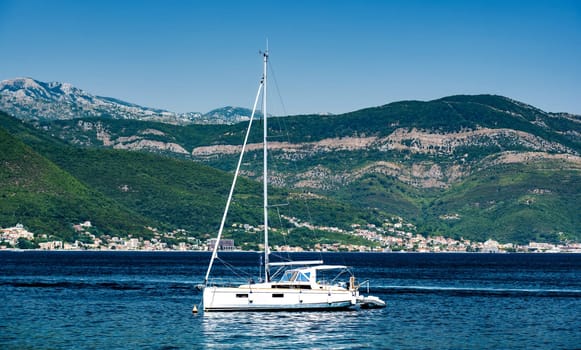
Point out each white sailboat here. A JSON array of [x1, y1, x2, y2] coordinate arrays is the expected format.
[[200, 49, 385, 312]]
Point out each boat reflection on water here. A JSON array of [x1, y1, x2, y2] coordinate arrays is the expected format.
[[199, 309, 386, 349]]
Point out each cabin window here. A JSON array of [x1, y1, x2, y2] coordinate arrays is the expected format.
[[279, 271, 292, 282], [272, 284, 312, 290], [278, 270, 312, 283], [272, 293, 284, 298], [296, 272, 311, 282], [279, 271, 298, 282], [236, 294, 248, 298]]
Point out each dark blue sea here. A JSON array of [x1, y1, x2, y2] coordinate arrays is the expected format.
[[1, 251, 580, 349]]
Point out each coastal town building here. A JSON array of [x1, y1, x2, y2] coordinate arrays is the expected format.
[[0, 224, 34, 246], [207, 238, 235, 251], [1, 219, 579, 253]]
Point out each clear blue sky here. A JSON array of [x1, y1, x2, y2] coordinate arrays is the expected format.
[[1, 0, 580, 115]]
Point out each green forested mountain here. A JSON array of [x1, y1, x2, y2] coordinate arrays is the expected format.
[[1, 94, 580, 245], [0, 118, 154, 241], [0, 112, 380, 246]]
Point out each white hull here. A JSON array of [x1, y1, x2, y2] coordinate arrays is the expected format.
[[203, 284, 357, 312]]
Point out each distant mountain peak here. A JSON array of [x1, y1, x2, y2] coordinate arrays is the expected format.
[[0, 78, 252, 125]]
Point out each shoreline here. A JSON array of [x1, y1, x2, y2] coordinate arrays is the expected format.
[[1, 248, 580, 254]]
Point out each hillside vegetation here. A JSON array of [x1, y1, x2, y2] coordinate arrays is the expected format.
[[0, 112, 380, 245], [1, 94, 580, 245], [0, 121, 154, 241]]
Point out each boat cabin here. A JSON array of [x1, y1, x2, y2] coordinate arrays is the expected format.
[[273, 265, 352, 290]]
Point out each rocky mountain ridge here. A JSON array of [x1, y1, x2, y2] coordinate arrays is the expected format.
[[0, 77, 254, 125], [38, 95, 581, 192]]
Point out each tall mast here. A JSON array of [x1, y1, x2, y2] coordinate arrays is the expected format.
[[262, 48, 270, 282], [203, 68, 264, 286]]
